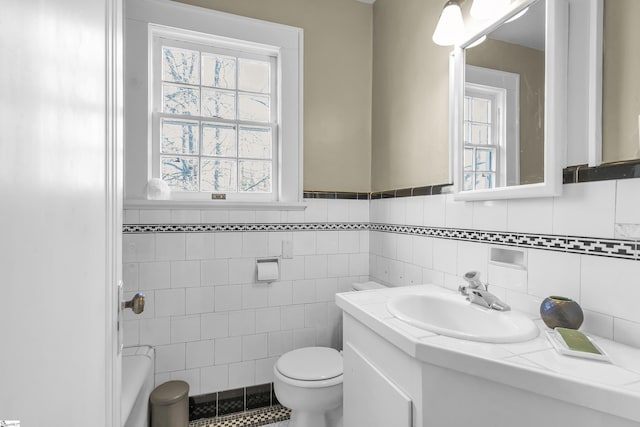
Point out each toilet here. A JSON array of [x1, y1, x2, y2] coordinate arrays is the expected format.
[[273, 281, 386, 427]]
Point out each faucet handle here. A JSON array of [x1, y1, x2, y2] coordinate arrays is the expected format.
[[463, 271, 487, 291], [458, 285, 469, 296]]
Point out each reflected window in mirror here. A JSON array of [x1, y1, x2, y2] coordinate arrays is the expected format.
[[448, 0, 570, 201], [464, 1, 545, 188], [463, 90, 497, 190], [464, 66, 520, 190]]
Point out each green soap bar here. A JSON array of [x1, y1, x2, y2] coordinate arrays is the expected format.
[[556, 328, 601, 354]]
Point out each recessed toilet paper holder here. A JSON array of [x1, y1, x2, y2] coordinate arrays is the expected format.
[[256, 258, 280, 283]]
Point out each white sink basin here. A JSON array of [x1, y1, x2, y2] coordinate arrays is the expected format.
[[387, 291, 539, 343]]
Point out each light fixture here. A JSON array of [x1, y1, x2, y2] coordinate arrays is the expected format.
[[432, 0, 465, 46], [433, 0, 519, 47], [470, 0, 511, 20], [467, 35, 487, 48], [506, 7, 529, 23]]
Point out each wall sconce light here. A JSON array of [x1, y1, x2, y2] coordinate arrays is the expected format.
[[432, 0, 464, 46], [433, 0, 522, 47], [470, 0, 510, 20]]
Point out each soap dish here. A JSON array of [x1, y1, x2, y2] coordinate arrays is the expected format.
[[546, 328, 611, 363]]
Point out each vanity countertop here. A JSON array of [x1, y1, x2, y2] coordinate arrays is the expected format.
[[336, 284, 640, 424]]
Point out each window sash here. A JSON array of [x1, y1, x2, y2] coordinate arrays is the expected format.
[[463, 86, 505, 190], [151, 35, 279, 200]]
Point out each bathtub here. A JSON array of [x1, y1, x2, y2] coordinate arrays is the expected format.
[[122, 346, 154, 427]]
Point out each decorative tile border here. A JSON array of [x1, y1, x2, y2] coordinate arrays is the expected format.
[[123, 222, 370, 234], [305, 161, 640, 200], [563, 159, 640, 184], [123, 222, 637, 260], [189, 383, 279, 422], [189, 405, 291, 427], [369, 184, 451, 199], [303, 191, 370, 200], [369, 224, 638, 260]]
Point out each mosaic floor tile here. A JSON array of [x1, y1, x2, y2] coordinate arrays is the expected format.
[[189, 405, 291, 427]]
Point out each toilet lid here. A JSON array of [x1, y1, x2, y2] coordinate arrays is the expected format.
[[276, 347, 343, 381]]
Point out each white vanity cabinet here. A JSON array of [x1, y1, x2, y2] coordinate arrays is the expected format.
[[343, 340, 412, 427], [338, 287, 640, 427], [343, 314, 419, 427]]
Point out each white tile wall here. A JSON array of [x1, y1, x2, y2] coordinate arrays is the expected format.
[[369, 179, 640, 350], [123, 200, 369, 395], [125, 182, 640, 396], [506, 197, 553, 234], [552, 180, 616, 238], [527, 250, 581, 300], [423, 195, 446, 227], [155, 234, 186, 261], [229, 361, 255, 388], [228, 310, 255, 336], [616, 178, 640, 224], [444, 194, 474, 229], [472, 200, 508, 231]]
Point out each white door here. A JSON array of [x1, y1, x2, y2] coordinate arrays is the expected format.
[[0, 0, 122, 425]]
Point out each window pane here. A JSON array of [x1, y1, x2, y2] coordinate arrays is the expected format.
[[475, 148, 495, 172], [201, 158, 237, 192], [163, 83, 200, 115], [162, 46, 200, 85], [463, 122, 471, 144], [463, 173, 474, 191], [239, 126, 272, 159], [470, 123, 489, 145], [202, 88, 236, 120], [202, 123, 236, 157], [239, 160, 271, 193], [161, 119, 199, 155], [238, 58, 271, 93], [475, 172, 495, 189], [471, 98, 490, 123], [202, 54, 236, 89], [238, 93, 270, 122], [464, 96, 469, 121], [464, 148, 474, 171], [161, 156, 199, 191]]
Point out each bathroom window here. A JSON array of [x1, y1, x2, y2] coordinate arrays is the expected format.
[[123, 3, 303, 205], [152, 34, 278, 201]]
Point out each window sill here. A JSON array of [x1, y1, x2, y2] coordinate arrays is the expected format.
[[124, 199, 307, 211]]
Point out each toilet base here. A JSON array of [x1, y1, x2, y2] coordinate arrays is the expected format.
[[289, 405, 343, 427]]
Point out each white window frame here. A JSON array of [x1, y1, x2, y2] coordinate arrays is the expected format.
[[151, 31, 279, 202], [124, 0, 303, 207]]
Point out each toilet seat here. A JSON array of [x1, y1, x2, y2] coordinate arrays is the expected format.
[[275, 347, 343, 388]]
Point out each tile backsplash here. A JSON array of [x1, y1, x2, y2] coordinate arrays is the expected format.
[[369, 178, 640, 350], [123, 199, 370, 395], [123, 177, 640, 394]]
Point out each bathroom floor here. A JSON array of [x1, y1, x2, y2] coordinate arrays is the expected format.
[[189, 405, 290, 427]]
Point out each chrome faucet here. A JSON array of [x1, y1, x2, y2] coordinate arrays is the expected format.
[[458, 271, 511, 311]]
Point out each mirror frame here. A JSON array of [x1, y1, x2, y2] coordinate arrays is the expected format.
[[450, 0, 569, 201]]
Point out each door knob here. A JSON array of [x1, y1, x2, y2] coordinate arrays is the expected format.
[[122, 292, 145, 314]]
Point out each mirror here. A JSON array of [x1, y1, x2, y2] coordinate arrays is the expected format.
[[451, 0, 568, 200]]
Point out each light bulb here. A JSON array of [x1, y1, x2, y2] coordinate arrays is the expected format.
[[506, 7, 529, 23], [470, 0, 511, 21], [432, 0, 465, 46], [467, 35, 487, 48]]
